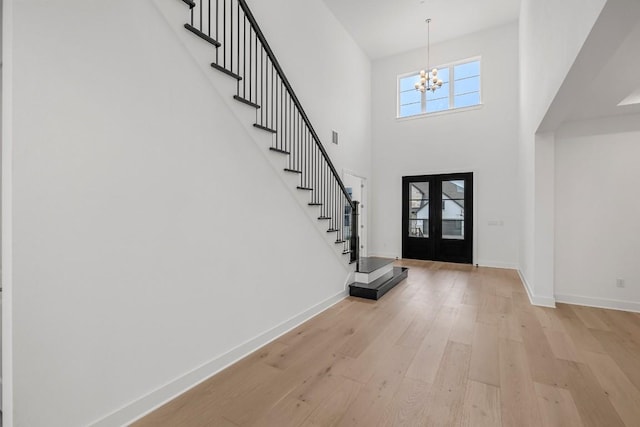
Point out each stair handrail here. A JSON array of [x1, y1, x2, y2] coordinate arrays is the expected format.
[[236, 0, 355, 209]]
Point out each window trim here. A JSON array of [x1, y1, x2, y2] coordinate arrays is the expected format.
[[396, 56, 483, 119]]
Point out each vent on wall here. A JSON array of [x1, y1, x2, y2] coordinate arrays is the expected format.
[[332, 130, 339, 145]]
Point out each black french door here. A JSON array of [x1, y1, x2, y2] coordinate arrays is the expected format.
[[402, 173, 473, 264]]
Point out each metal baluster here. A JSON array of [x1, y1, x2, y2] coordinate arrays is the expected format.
[[298, 111, 302, 172], [224, 0, 227, 68], [331, 176, 335, 231], [286, 95, 290, 154], [248, 28, 252, 102], [298, 111, 301, 173], [242, 17, 246, 97], [279, 81, 283, 150], [254, 33, 258, 106], [294, 110, 298, 171], [287, 94, 291, 154], [324, 158, 328, 217], [261, 47, 264, 126], [339, 190, 342, 242], [333, 181, 337, 236], [283, 91, 287, 152], [215, 0, 219, 63], [338, 195, 342, 243], [237, 1, 240, 75]]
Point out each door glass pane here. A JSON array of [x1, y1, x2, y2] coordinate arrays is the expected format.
[[409, 182, 429, 238], [442, 180, 464, 240]]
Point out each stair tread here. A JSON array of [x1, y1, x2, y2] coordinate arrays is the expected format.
[[184, 24, 221, 47], [233, 95, 260, 109], [327, 229, 338, 232], [211, 63, 242, 80], [297, 186, 313, 191], [269, 147, 290, 155], [284, 168, 302, 174], [253, 123, 277, 133], [308, 203, 323, 206], [357, 257, 396, 274], [318, 216, 331, 220], [181, 0, 196, 9]]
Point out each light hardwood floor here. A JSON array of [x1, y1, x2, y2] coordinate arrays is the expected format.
[[135, 260, 640, 426]]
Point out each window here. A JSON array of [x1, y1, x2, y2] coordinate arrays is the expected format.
[[398, 58, 481, 118]]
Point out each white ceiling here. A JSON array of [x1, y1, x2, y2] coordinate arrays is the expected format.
[[322, 0, 521, 59], [539, 0, 640, 131]]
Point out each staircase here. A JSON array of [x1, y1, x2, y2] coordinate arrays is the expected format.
[[174, 0, 409, 299], [175, 0, 358, 264]]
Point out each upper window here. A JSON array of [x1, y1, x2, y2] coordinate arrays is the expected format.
[[398, 58, 481, 118]]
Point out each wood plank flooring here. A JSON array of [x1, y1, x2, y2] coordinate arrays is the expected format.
[[134, 260, 640, 426]]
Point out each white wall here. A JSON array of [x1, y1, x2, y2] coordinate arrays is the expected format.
[[518, 0, 606, 303], [554, 115, 640, 312], [6, 0, 371, 425], [370, 23, 520, 268]]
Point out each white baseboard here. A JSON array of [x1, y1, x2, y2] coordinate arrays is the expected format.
[[475, 260, 518, 270], [555, 294, 640, 313], [517, 270, 556, 308], [367, 252, 400, 260], [368, 254, 517, 271], [90, 290, 348, 427]]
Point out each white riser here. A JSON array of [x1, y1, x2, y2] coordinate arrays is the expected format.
[[355, 263, 394, 284]]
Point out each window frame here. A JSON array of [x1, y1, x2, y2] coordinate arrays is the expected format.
[[397, 56, 483, 120]]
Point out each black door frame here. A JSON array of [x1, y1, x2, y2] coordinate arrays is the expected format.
[[402, 172, 473, 264]]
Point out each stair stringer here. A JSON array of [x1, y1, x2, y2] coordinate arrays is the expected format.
[[153, 0, 354, 267]]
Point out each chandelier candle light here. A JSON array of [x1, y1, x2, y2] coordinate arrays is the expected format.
[[415, 19, 443, 93]]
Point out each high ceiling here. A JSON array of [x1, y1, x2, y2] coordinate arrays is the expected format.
[[539, 0, 640, 131], [322, 0, 521, 59]]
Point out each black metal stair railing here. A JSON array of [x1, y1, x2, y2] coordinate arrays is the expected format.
[[180, 0, 359, 264]]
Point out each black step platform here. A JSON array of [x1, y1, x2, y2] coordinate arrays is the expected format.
[[358, 256, 394, 273], [349, 257, 408, 301]]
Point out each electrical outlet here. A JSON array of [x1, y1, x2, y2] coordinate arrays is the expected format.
[[616, 278, 625, 288]]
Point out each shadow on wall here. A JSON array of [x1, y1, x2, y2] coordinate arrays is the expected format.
[[554, 113, 640, 139]]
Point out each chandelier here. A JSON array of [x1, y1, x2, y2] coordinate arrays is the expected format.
[[415, 19, 443, 93]]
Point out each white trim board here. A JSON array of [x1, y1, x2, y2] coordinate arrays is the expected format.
[[90, 288, 349, 427], [475, 260, 518, 270], [368, 252, 400, 260], [517, 270, 556, 308], [555, 294, 640, 314]]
